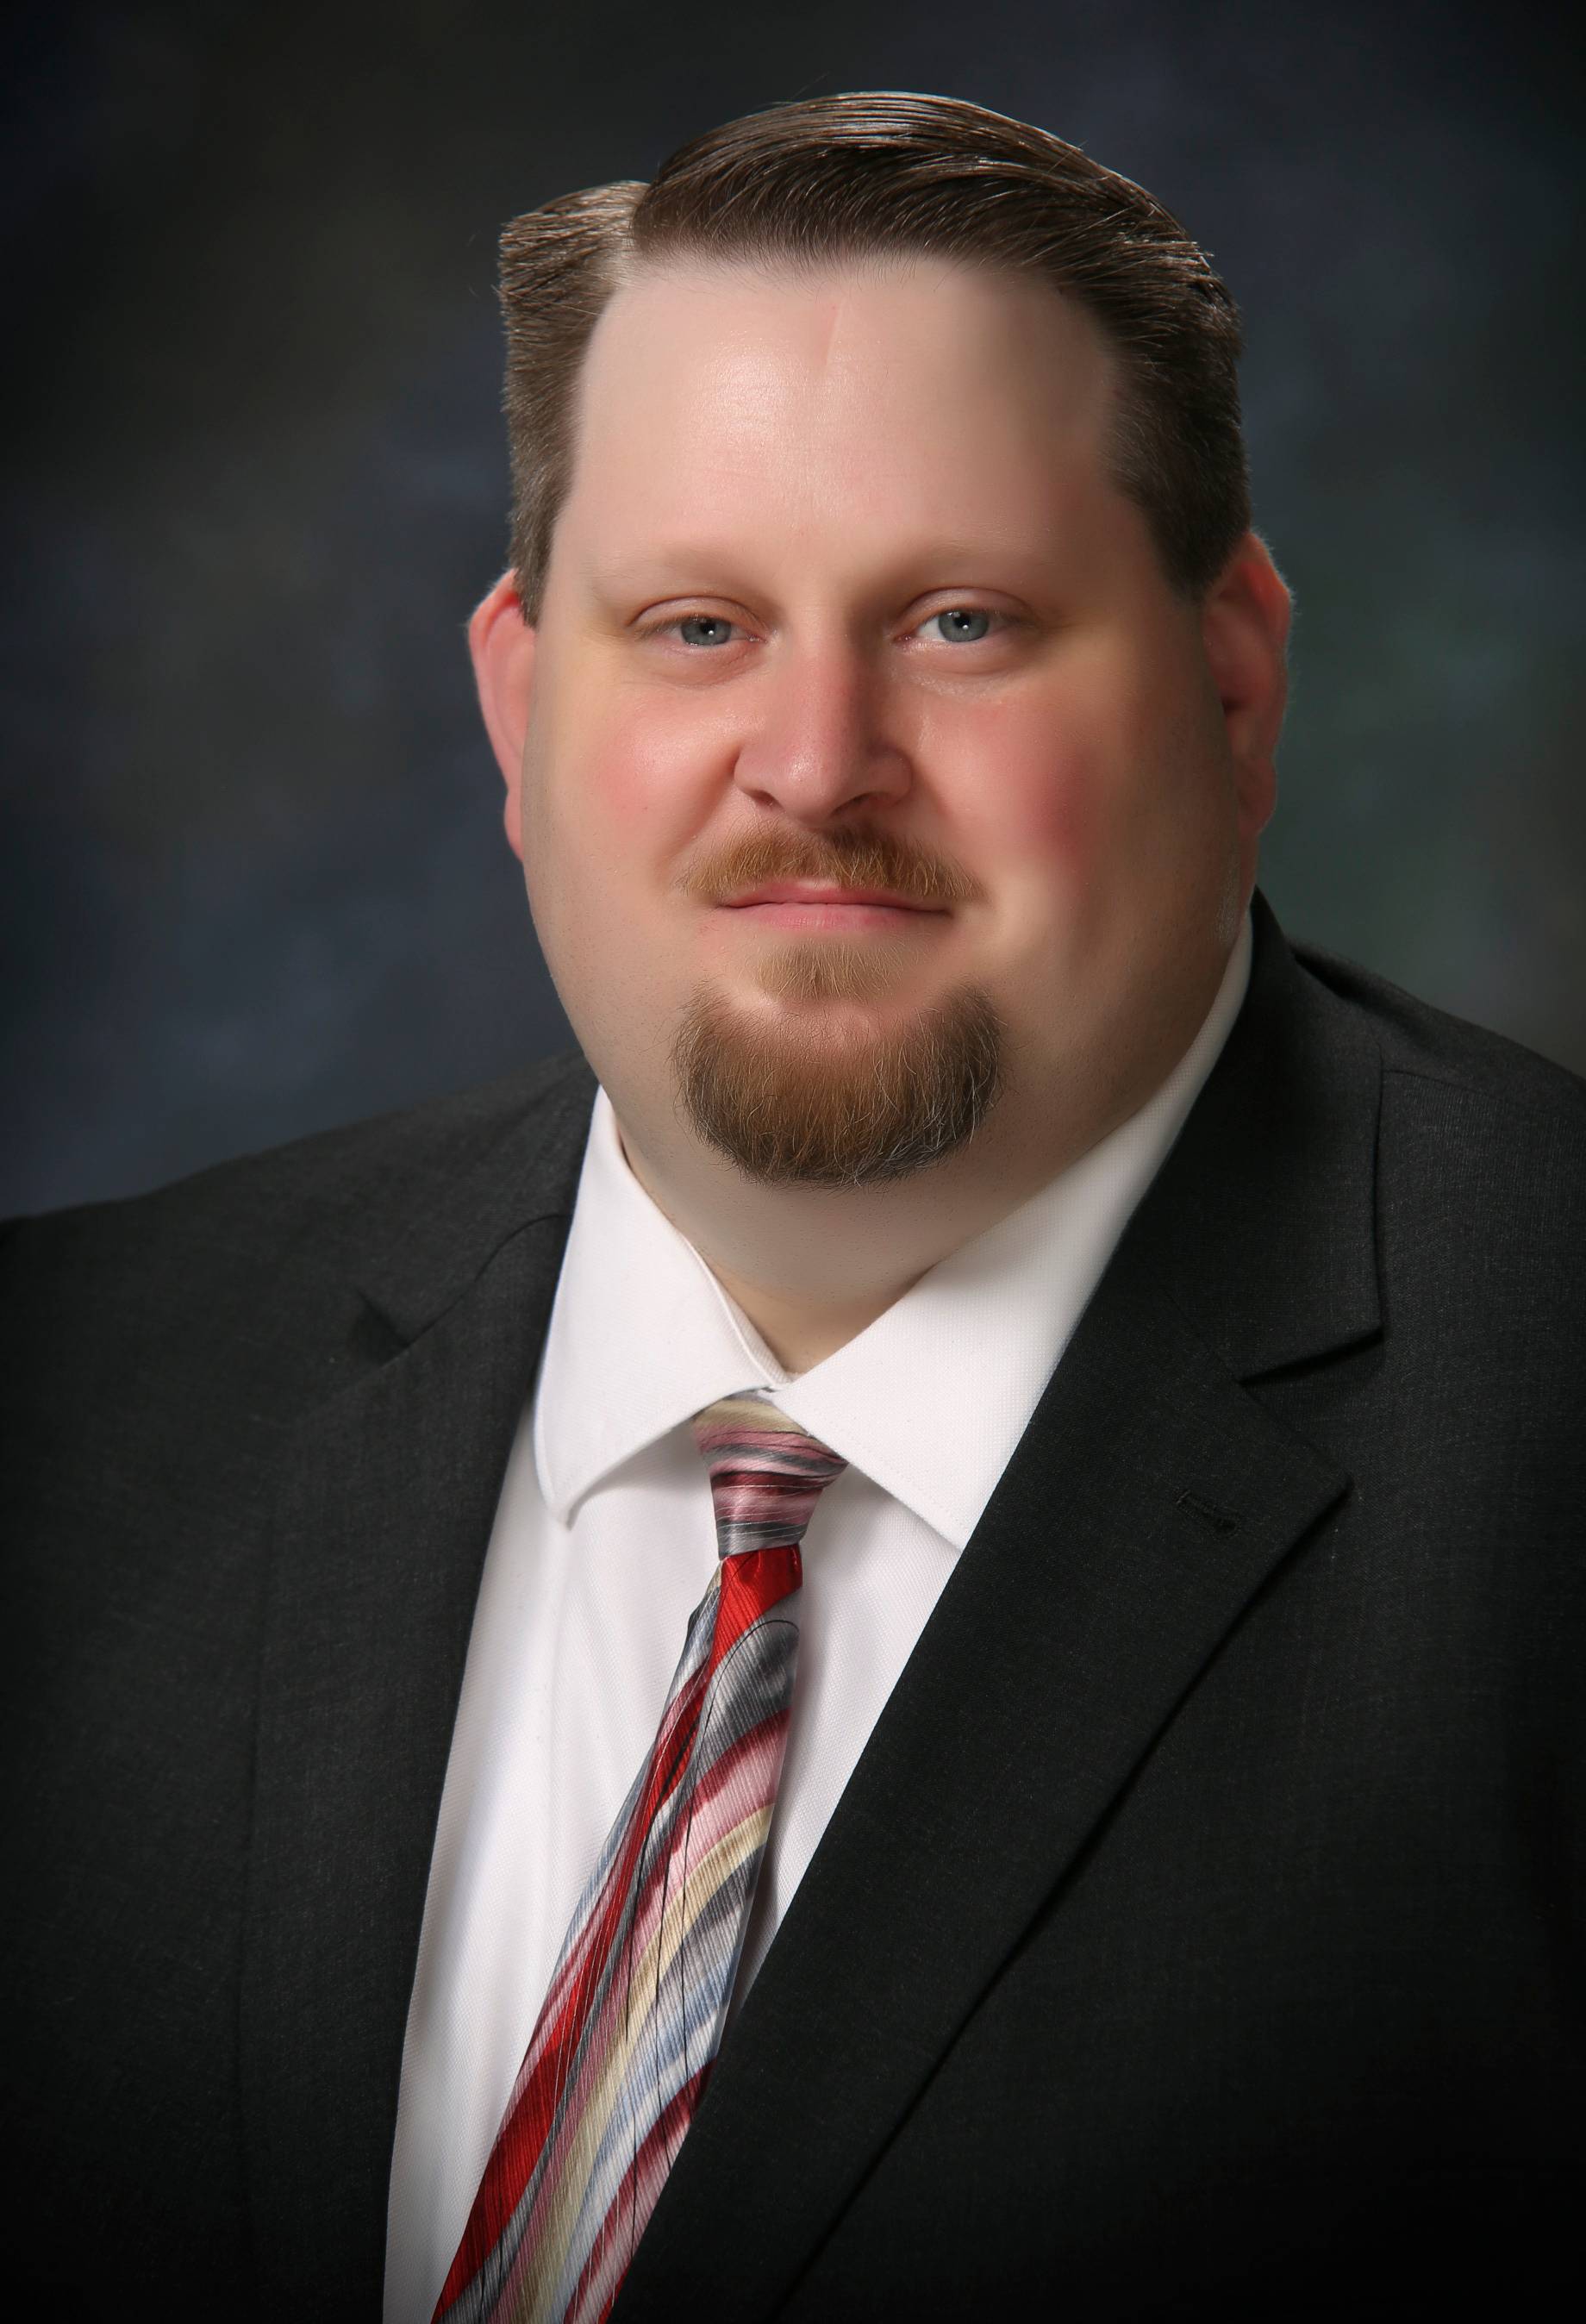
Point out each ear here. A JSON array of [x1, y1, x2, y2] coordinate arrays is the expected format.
[[1199, 530, 1292, 856], [469, 571, 537, 863]]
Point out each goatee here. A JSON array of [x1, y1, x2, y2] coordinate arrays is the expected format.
[[672, 947, 1004, 1188]]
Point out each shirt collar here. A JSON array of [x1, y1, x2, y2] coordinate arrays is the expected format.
[[536, 915, 1252, 1546], [533, 1093, 789, 1524]]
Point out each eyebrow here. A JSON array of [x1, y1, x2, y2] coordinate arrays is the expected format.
[[587, 538, 1060, 601], [588, 552, 761, 596]]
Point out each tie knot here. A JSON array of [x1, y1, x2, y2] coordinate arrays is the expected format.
[[690, 1393, 847, 1559]]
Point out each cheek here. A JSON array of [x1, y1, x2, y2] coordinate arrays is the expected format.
[[534, 688, 718, 871], [956, 640, 1220, 883], [943, 697, 1106, 878], [996, 747, 1103, 867]]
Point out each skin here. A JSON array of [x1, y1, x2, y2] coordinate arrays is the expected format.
[[471, 257, 1292, 1371]]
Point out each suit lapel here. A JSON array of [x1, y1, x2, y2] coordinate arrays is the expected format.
[[614, 899, 1383, 2321], [239, 1059, 596, 2315]]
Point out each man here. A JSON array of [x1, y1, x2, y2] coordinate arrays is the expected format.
[[2, 90, 1581, 2323]]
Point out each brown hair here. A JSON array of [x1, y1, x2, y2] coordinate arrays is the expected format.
[[497, 92, 1251, 619]]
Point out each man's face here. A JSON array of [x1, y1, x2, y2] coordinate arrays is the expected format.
[[487, 257, 1279, 1189]]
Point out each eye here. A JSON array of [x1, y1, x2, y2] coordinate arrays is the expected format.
[[668, 614, 742, 648], [916, 606, 1000, 645]]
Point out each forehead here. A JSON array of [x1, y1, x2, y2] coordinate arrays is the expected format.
[[558, 255, 1123, 572]]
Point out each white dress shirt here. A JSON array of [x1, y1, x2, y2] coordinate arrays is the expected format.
[[383, 915, 1252, 2321]]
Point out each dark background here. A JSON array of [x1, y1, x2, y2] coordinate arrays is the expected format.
[[3, 0, 1582, 1217]]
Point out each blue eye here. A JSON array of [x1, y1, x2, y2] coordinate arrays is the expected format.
[[922, 608, 994, 643], [676, 615, 739, 647]]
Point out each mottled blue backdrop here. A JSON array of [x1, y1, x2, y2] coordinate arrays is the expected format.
[[4, 0, 1582, 1214]]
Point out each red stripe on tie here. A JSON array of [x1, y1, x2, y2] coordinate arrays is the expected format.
[[704, 1545, 802, 1687]]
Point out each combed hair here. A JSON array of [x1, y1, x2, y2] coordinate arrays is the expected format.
[[497, 91, 1252, 617]]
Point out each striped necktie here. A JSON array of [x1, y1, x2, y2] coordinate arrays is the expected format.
[[431, 1391, 846, 2324]]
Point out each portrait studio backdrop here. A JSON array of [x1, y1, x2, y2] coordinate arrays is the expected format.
[[3, 0, 1582, 1215]]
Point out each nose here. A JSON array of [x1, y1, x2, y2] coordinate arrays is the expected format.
[[730, 640, 914, 822]]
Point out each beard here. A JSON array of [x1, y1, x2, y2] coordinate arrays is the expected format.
[[672, 938, 1004, 1188]]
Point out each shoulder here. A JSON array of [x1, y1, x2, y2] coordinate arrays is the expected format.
[[3, 1046, 593, 1253], [1289, 930, 1586, 1284], [0, 1048, 596, 1415], [1290, 932, 1586, 1125]]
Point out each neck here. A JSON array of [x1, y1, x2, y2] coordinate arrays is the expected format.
[[616, 1124, 1048, 1373]]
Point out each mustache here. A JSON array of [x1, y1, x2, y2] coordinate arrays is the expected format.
[[677, 826, 980, 909]]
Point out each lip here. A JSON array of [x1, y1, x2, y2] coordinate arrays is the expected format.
[[727, 899, 940, 931], [721, 882, 946, 912], [716, 884, 948, 934]]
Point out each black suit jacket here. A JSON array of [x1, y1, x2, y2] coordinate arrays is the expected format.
[[3, 894, 1583, 2320]]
